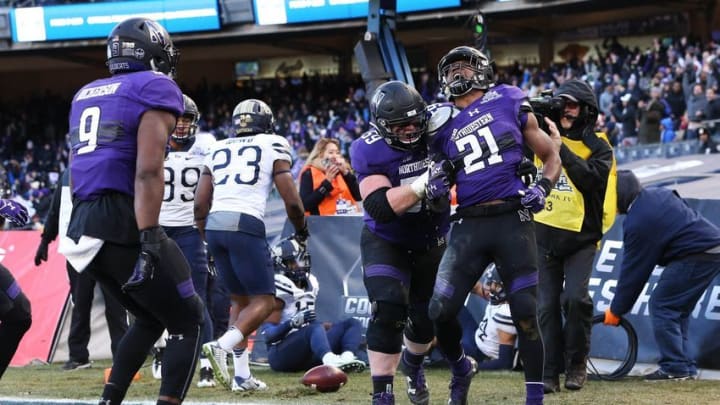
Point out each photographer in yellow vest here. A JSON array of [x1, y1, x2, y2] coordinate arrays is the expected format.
[[532, 79, 617, 394]]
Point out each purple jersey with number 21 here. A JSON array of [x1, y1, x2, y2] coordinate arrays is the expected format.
[[68, 70, 183, 201], [428, 84, 528, 208]]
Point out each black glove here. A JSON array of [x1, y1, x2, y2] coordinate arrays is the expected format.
[[34, 237, 50, 266], [516, 157, 538, 188], [122, 226, 168, 292]]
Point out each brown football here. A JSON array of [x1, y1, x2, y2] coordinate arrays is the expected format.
[[301, 364, 348, 392]]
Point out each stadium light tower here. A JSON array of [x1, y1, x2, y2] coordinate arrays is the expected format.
[[354, 0, 414, 100]]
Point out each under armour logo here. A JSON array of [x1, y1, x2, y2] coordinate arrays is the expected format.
[[467, 108, 481, 117], [518, 208, 532, 222]]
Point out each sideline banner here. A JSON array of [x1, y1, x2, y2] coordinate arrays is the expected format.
[[2, 231, 69, 366], [305, 199, 720, 370]]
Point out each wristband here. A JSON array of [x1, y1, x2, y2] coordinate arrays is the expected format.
[[410, 171, 429, 198], [536, 177, 553, 195]]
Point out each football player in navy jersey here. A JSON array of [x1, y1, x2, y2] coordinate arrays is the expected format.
[[426, 46, 562, 405], [155, 94, 218, 388], [65, 18, 204, 404], [259, 238, 366, 373], [349, 81, 453, 405]]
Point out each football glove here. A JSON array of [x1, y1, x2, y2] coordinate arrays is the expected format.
[[517, 157, 538, 187], [122, 226, 167, 292], [0, 199, 29, 226], [290, 309, 316, 328], [34, 237, 50, 266]]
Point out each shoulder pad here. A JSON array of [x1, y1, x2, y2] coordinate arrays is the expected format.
[[274, 274, 295, 296], [427, 102, 460, 137]]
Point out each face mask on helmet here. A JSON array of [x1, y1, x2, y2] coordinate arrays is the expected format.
[[438, 46, 494, 98], [232, 99, 275, 137], [106, 18, 180, 78], [370, 81, 428, 151], [271, 238, 311, 288], [171, 94, 199, 145], [480, 264, 506, 305]]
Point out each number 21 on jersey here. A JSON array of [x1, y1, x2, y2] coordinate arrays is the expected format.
[[455, 126, 503, 174]]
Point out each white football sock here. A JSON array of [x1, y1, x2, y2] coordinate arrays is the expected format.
[[218, 327, 244, 352]]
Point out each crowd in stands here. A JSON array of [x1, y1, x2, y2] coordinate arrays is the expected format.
[[2, 34, 720, 229]]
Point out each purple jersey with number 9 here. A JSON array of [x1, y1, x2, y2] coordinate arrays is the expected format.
[[428, 84, 527, 208], [68, 70, 183, 201]]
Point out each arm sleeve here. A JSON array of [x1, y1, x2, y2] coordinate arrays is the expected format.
[[476, 344, 515, 371], [610, 225, 662, 316], [560, 136, 614, 193], [343, 172, 362, 201], [260, 321, 293, 345], [41, 183, 63, 242], [299, 169, 332, 215]]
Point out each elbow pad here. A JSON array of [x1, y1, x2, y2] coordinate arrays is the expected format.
[[364, 187, 398, 224]]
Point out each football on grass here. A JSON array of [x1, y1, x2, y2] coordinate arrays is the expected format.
[[301, 364, 348, 392]]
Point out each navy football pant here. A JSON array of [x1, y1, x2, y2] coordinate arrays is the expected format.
[[164, 225, 213, 344], [267, 318, 362, 372]]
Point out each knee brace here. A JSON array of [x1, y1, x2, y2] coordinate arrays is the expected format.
[[508, 288, 540, 341], [366, 301, 407, 354], [405, 301, 434, 344]]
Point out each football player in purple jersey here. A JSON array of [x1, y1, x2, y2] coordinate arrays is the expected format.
[[65, 18, 204, 404], [0, 197, 31, 380], [426, 46, 562, 405], [350, 81, 453, 405]]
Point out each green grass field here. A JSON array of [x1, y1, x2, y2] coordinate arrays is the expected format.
[[2, 359, 719, 404]]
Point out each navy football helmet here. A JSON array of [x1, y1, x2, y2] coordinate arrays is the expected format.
[[480, 263, 506, 305], [437, 46, 494, 98], [271, 238, 311, 289], [370, 81, 428, 151], [106, 18, 179, 78], [171, 94, 199, 145], [232, 99, 275, 136]]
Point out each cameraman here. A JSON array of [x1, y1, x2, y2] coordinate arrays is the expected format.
[[533, 79, 616, 393]]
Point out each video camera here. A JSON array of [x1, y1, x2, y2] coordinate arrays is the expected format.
[[528, 89, 565, 133]]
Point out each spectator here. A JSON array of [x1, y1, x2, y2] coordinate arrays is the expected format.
[[661, 117, 676, 143], [637, 88, 666, 144], [605, 170, 720, 381], [665, 80, 686, 129], [615, 93, 638, 145], [299, 138, 361, 216], [685, 83, 707, 140], [697, 127, 719, 154], [703, 87, 720, 134]]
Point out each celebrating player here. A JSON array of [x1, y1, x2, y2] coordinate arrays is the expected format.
[[65, 17, 204, 404]]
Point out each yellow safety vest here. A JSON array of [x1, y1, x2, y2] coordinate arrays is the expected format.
[[534, 133, 617, 234]]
